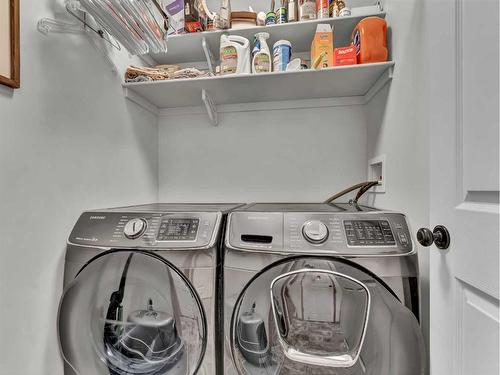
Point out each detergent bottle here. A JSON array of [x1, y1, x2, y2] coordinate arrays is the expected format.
[[351, 17, 388, 64], [252, 32, 272, 73], [220, 34, 251, 75]]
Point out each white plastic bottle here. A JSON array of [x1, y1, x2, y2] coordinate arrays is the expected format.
[[219, 0, 231, 28], [298, 0, 316, 20], [220, 34, 251, 75], [251, 32, 272, 74], [287, 0, 297, 22]]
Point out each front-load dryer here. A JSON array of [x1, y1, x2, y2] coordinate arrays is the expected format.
[[58, 203, 242, 375], [223, 203, 425, 375]]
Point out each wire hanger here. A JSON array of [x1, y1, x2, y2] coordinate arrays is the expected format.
[[38, 1, 121, 51]]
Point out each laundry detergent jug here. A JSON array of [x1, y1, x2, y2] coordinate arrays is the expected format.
[[220, 34, 251, 75]]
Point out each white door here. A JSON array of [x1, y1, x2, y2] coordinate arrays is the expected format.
[[425, 0, 499, 374]]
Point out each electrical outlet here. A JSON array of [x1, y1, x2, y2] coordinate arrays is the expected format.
[[368, 155, 386, 193]]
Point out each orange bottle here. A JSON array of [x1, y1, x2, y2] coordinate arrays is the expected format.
[[351, 17, 388, 64], [311, 24, 334, 69]]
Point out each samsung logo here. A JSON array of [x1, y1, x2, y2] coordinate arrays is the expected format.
[[90, 216, 106, 220], [75, 237, 98, 242]]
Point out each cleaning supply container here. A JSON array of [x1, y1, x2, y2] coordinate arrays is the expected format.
[[265, 11, 276, 25], [351, 17, 388, 64], [273, 40, 292, 72], [311, 24, 334, 69], [276, 0, 288, 24], [252, 32, 272, 73], [298, 0, 316, 20], [220, 34, 251, 75]]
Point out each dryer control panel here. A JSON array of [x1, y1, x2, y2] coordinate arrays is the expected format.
[[69, 211, 221, 249], [227, 210, 413, 256]]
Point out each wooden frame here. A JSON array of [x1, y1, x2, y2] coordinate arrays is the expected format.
[[0, 0, 20, 88]]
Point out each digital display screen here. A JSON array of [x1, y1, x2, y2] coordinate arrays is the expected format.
[[157, 218, 199, 241], [344, 220, 395, 246]]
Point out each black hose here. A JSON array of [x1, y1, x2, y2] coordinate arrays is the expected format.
[[354, 180, 380, 203], [104, 253, 134, 348]]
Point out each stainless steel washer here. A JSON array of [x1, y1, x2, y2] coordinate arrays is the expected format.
[[58, 203, 242, 375], [223, 203, 425, 375]]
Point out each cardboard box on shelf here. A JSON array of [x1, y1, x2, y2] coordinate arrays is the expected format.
[[334, 45, 357, 66]]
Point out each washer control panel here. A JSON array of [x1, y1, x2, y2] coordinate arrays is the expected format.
[[157, 218, 199, 241], [69, 211, 220, 248]]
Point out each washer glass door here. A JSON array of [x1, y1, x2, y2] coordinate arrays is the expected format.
[[59, 250, 206, 375], [231, 257, 425, 375]]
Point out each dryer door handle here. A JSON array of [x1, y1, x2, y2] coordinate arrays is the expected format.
[[269, 268, 371, 368]]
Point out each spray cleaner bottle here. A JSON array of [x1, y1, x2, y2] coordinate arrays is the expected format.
[[252, 32, 272, 73]]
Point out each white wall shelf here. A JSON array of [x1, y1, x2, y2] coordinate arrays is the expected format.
[[149, 11, 385, 65], [124, 8, 391, 124], [123, 61, 395, 121]]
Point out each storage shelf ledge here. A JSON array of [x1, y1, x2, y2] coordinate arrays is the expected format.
[[123, 61, 395, 116]]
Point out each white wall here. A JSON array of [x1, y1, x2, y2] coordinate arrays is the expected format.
[[159, 106, 367, 202], [365, 0, 430, 357], [0, 1, 158, 374], [157, 0, 377, 204]]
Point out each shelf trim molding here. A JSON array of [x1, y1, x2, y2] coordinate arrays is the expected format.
[[123, 87, 160, 116], [157, 96, 366, 117]]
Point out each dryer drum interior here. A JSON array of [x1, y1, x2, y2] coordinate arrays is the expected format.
[[230, 256, 425, 375], [58, 250, 207, 375]]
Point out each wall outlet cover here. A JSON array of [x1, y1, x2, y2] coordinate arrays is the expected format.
[[368, 155, 386, 193]]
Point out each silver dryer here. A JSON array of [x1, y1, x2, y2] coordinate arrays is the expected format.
[[222, 203, 425, 375]]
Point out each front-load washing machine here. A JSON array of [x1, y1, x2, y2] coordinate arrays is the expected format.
[[58, 203, 242, 375], [223, 203, 425, 375]]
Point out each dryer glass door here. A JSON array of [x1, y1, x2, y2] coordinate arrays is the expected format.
[[230, 256, 425, 375], [59, 250, 206, 375]]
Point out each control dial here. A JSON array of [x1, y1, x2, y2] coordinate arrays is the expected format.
[[302, 220, 329, 244], [124, 218, 147, 239]]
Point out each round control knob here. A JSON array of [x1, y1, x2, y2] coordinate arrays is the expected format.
[[302, 220, 329, 244], [124, 218, 147, 239]]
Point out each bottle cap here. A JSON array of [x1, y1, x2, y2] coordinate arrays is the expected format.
[[273, 39, 292, 48], [257, 11, 266, 25], [254, 32, 270, 39]]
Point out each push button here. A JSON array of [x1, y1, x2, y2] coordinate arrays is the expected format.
[[398, 232, 409, 246]]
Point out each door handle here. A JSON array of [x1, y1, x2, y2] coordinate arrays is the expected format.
[[269, 269, 371, 368], [417, 225, 451, 250]]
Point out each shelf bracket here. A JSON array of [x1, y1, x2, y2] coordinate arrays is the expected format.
[[363, 64, 394, 103], [202, 37, 216, 74], [202, 89, 218, 126]]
